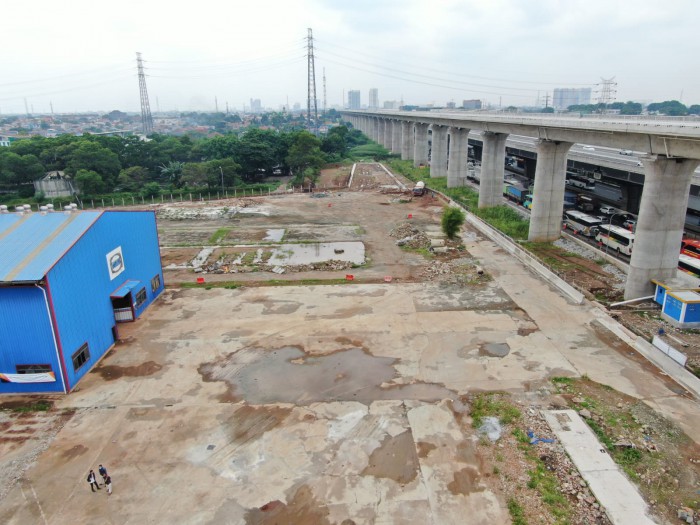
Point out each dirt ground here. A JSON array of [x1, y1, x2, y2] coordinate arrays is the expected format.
[[1, 163, 699, 524]]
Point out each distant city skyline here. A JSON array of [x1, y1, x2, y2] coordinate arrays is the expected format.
[[2, 0, 699, 114]]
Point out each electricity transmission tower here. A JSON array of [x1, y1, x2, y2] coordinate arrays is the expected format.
[[136, 52, 154, 135], [323, 67, 327, 116], [306, 28, 318, 134], [596, 77, 617, 110]]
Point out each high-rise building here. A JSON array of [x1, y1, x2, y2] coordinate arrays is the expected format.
[[552, 88, 592, 109], [348, 90, 361, 110], [462, 99, 482, 110], [249, 99, 262, 113], [368, 88, 379, 109], [383, 100, 399, 109]]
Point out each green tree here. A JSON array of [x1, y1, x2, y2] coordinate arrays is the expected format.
[[647, 100, 688, 116], [117, 166, 151, 192], [140, 182, 161, 198], [74, 169, 106, 195], [180, 163, 209, 188], [64, 140, 121, 189], [441, 206, 466, 239], [619, 101, 642, 115], [687, 105, 700, 115], [159, 161, 185, 187], [286, 131, 325, 177]]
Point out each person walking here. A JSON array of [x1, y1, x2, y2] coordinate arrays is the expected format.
[[87, 470, 100, 492], [104, 475, 112, 495], [98, 464, 108, 482]]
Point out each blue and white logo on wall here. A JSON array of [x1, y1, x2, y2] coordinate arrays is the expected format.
[[106, 246, 125, 280]]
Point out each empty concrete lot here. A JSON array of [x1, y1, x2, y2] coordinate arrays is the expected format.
[[1, 189, 698, 524]]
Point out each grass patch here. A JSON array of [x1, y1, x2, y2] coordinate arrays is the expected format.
[[177, 281, 241, 290], [551, 376, 574, 385], [507, 498, 528, 525], [209, 228, 231, 244], [399, 246, 434, 259], [10, 400, 52, 412], [470, 393, 521, 428]]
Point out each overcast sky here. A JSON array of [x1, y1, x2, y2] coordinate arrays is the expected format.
[[2, 0, 699, 114]]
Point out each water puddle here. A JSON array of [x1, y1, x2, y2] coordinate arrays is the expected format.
[[199, 346, 454, 405], [264, 229, 285, 242], [478, 342, 510, 357], [268, 241, 365, 266]]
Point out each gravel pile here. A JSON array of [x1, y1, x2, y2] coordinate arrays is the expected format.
[[553, 237, 600, 260]]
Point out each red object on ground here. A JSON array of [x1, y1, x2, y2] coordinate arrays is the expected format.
[[407, 214, 413, 219], [196, 277, 205, 284], [384, 276, 393, 283], [345, 274, 354, 281]]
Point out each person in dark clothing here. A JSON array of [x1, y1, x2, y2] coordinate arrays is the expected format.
[[87, 470, 100, 492], [98, 464, 108, 482]]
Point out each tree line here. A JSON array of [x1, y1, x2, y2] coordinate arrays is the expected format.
[[0, 125, 370, 198], [567, 100, 700, 116]]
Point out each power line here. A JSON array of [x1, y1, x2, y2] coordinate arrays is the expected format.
[[315, 38, 594, 87]]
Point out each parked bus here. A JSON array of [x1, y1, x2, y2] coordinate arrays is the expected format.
[[678, 253, 700, 277], [565, 173, 595, 191], [563, 210, 602, 237], [681, 238, 700, 259], [595, 224, 635, 256]]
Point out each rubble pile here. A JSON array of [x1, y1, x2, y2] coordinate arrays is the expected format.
[[420, 259, 488, 285], [156, 198, 265, 220], [390, 223, 431, 249], [198, 256, 353, 275]]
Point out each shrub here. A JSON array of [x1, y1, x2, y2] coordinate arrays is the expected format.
[[441, 206, 466, 239]]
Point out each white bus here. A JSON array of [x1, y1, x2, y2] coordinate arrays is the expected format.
[[564, 210, 602, 237], [678, 253, 700, 277], [595, 224, 635, 256]]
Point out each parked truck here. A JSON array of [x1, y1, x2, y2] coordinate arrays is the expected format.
[[505, 183, 529, 205], [413, 181, 426, 196]]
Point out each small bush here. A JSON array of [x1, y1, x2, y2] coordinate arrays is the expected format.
[[441, 206, 466, 239]]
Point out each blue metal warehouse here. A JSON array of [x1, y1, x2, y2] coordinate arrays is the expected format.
[[0, 208, 164, 394]]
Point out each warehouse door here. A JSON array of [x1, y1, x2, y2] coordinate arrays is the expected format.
[[110, 280, 141, 323], [111, 295, 134, 322]]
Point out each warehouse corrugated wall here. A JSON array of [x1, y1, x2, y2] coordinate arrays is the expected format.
[[0, 286, 65, 393]]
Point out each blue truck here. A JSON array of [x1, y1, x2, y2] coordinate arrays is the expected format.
[[505, 183, 531, 206]]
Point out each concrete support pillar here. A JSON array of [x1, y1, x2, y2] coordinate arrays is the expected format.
[[372, 118, 380, 142], [383, 119, 392, 149], [479, 132, 509, 207], [431, 125, 448, 178], [401, 121, 413, 160], [447, 127, 470, 188], [413, 123, 429, 167], [625, 156, 700, 299], [392, 120, 402, 154], [528, 140, 573, 242]]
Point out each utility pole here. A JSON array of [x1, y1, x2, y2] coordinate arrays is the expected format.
[[306, 28, 318, 134], [544, 92, 550, 108], [136, 52, 154, 135], [24, 98, 30, 116]]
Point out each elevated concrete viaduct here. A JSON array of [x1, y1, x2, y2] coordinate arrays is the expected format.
[[344, 110, 700, 299]]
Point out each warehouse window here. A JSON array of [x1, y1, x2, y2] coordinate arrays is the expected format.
[[16, 364, 52, 374], [151, 274, 161, 293], [135, 288, 147, 308], [72, 344, 90, 372]]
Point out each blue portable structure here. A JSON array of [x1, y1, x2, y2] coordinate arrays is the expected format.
[[651, 278, 700, 328], [0, 208, 163, 394]]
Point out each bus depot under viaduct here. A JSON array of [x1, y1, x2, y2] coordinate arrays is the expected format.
[[342, 110, 700, 300]]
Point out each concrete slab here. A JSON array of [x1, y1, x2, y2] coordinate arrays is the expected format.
[[542, 410, 656, 525]]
